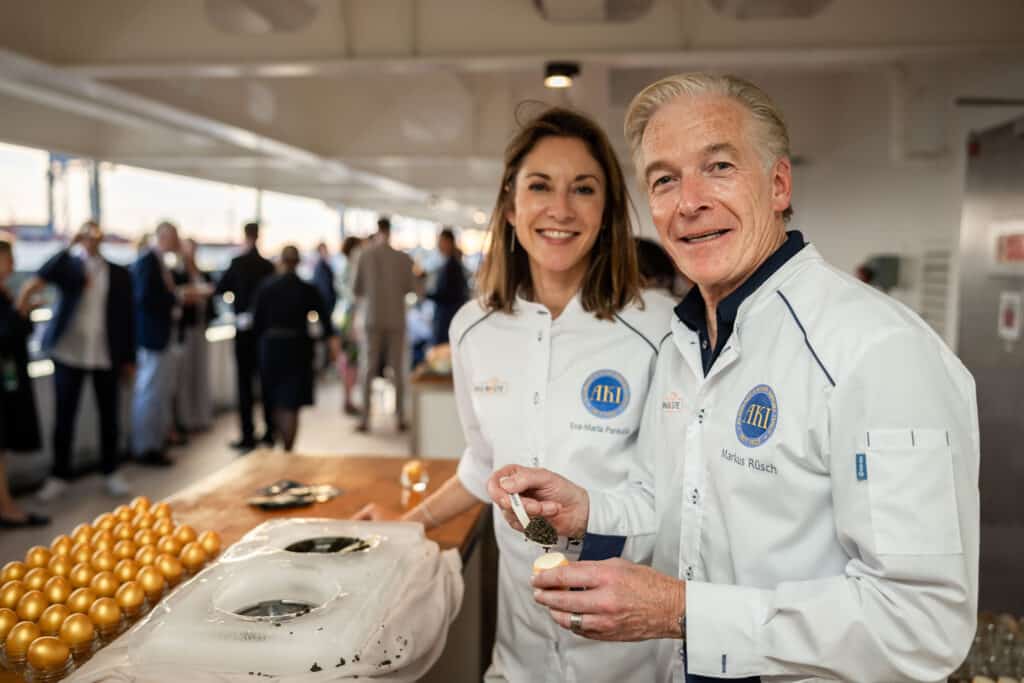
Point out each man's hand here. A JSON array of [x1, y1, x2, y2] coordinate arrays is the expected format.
[[486, 465, 589, 539], [120, 363, 136, 384], [532, 558, 685, 642]]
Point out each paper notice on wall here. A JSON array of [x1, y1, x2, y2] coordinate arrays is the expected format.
[[998, 291, 1022, 342]]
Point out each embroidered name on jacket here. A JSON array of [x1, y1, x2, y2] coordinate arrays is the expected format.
[[473, 377, 508, 395], [735, 384, 779, 448], [581, 370, 630, 419]]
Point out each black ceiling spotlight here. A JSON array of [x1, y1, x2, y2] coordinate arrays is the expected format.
[[544, 62, 580, 89]]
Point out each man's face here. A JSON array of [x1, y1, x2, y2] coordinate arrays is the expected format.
[[641, 94, 792, 302], [438, 236, 454, 257], [157, 226, 180, 253]]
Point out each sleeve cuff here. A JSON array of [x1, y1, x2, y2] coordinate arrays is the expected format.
[[455, 452, 491, 504], [686, 581, 771, 678]]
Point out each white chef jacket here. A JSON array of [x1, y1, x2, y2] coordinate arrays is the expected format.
[[452, 291, 674, 683], [594, 242, 979, 682]]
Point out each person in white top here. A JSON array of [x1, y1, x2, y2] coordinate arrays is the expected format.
[[19, 221, 137, 499], [489, 74, 980, 683], [357, 107, 674, 681]]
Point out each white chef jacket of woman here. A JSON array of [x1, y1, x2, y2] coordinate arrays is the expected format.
[[590, 243, 979, 682], [452, 291, 674, 683]]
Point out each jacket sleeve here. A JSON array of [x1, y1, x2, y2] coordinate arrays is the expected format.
[[684, 328, 979, 682], [133, 255, 176, 312], [38, 249, 84, 291], [214, 262, 234, 296], [452, 328, 496, 503]]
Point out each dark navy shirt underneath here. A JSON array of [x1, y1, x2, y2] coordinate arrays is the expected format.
[[675, 231, 807, 376]]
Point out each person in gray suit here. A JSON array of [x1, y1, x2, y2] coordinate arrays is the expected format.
[[352, 217, 416, 433]]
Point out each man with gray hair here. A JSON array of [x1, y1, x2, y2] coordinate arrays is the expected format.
[[488, 73, 979, 682]]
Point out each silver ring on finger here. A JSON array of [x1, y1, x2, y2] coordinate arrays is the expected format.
[[569, 612, 584, 634]]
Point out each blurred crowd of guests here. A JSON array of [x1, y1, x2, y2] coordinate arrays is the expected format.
[[0, 211, 684, 528]]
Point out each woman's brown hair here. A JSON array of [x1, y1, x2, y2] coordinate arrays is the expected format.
[[476, 106, 641, 320]]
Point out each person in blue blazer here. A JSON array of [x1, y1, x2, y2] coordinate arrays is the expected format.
[[129, 221, 184, 467]]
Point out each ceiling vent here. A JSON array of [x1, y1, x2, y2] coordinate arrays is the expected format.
[[533, 0, 654, 23], [707, 0, 833, 20], [205, 0, 320, 34]]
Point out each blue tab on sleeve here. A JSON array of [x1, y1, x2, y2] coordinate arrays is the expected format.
[[578, 533, 627, 561], [856, 452, 867, 481]]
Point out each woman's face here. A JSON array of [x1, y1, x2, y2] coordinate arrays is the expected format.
[[506, 136, 606, 287]]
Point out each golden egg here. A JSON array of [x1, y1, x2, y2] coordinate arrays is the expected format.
[[151, 502, 172, 519], [154, 554, 184, 586], [1, 561, 26, 583], [49, 535, 73, 556], [132, 513, 155, 531], [43, 576, 71, 605], [87, 597, 121, 629], [135, 567, 166, 601], [70, 542, 93, 565], [197, 530, 222, 557], [70, 523, 93, 546], [135, 545, 158, 566], [15, 590, 48, 622], [152, 517, 174, 536], [37, 603, 70, 636], [134, 528, 158, 547], [113, 539, 138, 561], [47, 554, 73, 579], [0, 607, 17, 640], [156, 536, 182, 556], [92, 513, 116, 531], [65, 587, 97, 615], [22, 567, 51, 591], [90, 549, 116, 573], [58, 612, 94, 648], [173, 524, 197, 545], [5, 620, 40, 658], [113, 504, 133, 522], [0, 580, 26, 610], [68, 563, 95, 589], [112, 522, 134, 542], [114, 581, 145, 617], [113, 558, 140, 584], [90, 571, 119, 599], [91, 530, 115, 551], [26, 635, 71, 672], [130, 495, 151, 512], [25, 546, 52, 570], [178, 542, 208, 573]]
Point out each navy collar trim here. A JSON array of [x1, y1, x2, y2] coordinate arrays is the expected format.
[[674, 230, 807, 331]]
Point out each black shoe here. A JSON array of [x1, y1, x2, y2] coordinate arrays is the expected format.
[[230, 438, 257, 451], [354, 423, 369, 433], [0, 512, 50, 528], [137, 451, 174, 467], [397, 421, 409, 433], [257, 432, 275, 446]]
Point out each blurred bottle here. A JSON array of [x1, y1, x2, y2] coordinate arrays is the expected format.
[[400, 460, 428, 510]]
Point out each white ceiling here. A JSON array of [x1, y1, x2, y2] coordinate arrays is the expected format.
[[0, 0, 1022, 225]]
